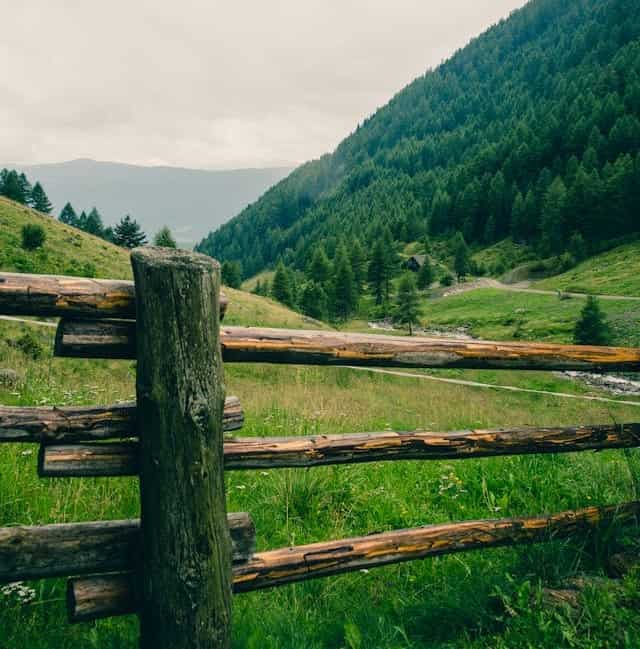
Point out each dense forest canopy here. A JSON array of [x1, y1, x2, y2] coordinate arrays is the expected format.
[[197, 0, 640, 279]]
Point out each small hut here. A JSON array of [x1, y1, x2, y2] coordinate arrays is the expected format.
[[404, 254, 426, 273]]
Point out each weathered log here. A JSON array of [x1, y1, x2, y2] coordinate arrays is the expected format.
[[38, 423, 640, 477], [66, 501, 640, 622], [0, 271, 227, 320], [131, 247, 231, 649], [0, 396, 243, 443], [54, 321, 640, 372], [0, 513, 254, 583]]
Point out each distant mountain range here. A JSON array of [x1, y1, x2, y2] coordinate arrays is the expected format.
[[6, 159, 293, 247]]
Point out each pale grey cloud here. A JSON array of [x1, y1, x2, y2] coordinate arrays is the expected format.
[[1, 0, 528, 168]]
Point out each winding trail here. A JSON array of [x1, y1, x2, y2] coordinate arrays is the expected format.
[[440, 278, 640, 302]]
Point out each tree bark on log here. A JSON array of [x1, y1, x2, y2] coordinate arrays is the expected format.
[[131, 247, 232, 649], [54, 321, 640, 372], [0, 396, 243, 443], [38, 423, 640, 477], [0, 513, 255, 582], [66, 501, 640, 622], [0, 271, 228, 319]]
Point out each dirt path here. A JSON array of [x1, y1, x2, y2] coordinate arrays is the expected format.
[[346, 366, 640, 408], [440, 278, 640, 301], [0, 316, 57, 328]]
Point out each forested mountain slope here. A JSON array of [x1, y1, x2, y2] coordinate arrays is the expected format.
[[197, 0, 640, 278]]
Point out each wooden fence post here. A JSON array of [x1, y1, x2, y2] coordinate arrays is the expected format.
[[131, 247, 231, 649]]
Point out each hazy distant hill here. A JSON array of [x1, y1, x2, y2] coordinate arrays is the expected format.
[[8, 159, 292, 247]]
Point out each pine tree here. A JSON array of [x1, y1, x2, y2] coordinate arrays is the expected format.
[[1, 170, 26, 203], [307, 245, 331, 285], [30, 182, 52, 213], [300, 281, 328, 320], [540, 177, 568, 255], [574, 296, 611, 346], [452, 232, 472, 280], [368, 240, 387, 305], [417, 256, 434, 290], [19, 174, 33, 206], [331, 244, 357, 321], [59, 202, 78, 226], [154, 226, 177, 248], [84, 207, 104, 236], [113, 215, 147, 248], [395, 273, 421, 335], [77, 210, 88, 230], [271, 261, 294, 307], [350, 238, 366, 294], [221, 261, 242, 288]]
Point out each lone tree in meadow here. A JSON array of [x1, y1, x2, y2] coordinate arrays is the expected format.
[[395, 272, 422, 335], [113, 215, 147, 248], [30, 182, 53, 214], [154, 226, 177, 248], [574, 295, 611, 346]]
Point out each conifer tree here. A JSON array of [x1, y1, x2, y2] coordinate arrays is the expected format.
[[574, 296, 611, 346], [84, 207, 104, 236], [350, 238, 366, 294], [19, 174, 33, 206], [417, 256, 434, 290], [307, 245, 331, 285], [113, 215, 147, 248], [30, 182, 52, 214], [300, 281, 328, 320], [540, 177, 568, 255], [59, 202, 78, 226], [368, 240, 387, 305], [221, 260, 242, 288], [395, 273, 421, 335], [331, 244, 357, 321], [271, 261, 294, 307], [154, 226, 177, 248], [1, 170, 26, 203], [452, 232, 472, 280]]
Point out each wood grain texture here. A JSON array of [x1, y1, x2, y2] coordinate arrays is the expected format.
[[66, 501, 640, 621], [0, 271, 227, 320], [0, 396, 243, 443], [38, 423, 640, 477], [54, 321, 640, 372], [132, 247, 232, 649], [0, 513, 255, 582]]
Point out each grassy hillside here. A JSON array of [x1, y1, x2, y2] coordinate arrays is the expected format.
[[534, 240, 640, 297], [0, 197, 131, 279]]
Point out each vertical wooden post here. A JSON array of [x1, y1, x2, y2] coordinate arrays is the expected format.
[[131, 247, 231, 649]]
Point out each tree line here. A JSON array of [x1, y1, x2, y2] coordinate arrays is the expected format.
[[1, 168, 178, 249]]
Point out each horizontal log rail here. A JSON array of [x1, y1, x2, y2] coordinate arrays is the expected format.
[[54, 321, 640, 372], [66, 501, 640, 622], [0, 396, 243, 443], [38, 423, 640, 477], [0, 272, 227, 320], [0, 512, 255, 582]]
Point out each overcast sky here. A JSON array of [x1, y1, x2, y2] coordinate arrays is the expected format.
[[1, 0, 528, 170]]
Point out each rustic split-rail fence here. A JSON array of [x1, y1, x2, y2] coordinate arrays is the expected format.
[[1, 248, 639, 648]]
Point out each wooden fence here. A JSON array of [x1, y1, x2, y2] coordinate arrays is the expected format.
[[1, 250, 639, 649]]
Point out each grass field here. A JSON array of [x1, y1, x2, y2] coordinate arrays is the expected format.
[[534, 241, 640, 297], [1, 205, 640, 647], [1, 310, 640, 648]]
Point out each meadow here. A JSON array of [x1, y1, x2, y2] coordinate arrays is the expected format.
[[1, 307, 639, 648]]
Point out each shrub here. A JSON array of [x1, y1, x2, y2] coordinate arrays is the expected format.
[[440, 273, 454, 287], [574, 296, 611, 346], [21, 224, 46, 250], [15, 332, 44, 359]]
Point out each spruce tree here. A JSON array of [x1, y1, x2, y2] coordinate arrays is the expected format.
[[30, 182, 52, 213], [308, 245, 331, 285], [154, 226, 177, 248], [540, 177, 568, 255], [19, 174, 33, 206], [59, 202, 78, 226], [452, 232, 472, 280], [1, 170, 26, 203], [300, 281, 328, 320], [221, 261, 242, 288], [113, 215, 147, 248], [331, 244, 357, 321], [271, 261, 294, 307], [574, 296, 611, 346], [417, 256, 434, 290], [368, 240, 387, 305], [395, 273, 421, 335], [350, 238, 366, 294], [84, 207, 104, 236]]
